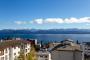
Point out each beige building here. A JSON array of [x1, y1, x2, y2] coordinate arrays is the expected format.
[[51, 39, 82, 60], [49, 42, 61, 49]]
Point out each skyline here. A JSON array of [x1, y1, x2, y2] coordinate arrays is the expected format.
[[0, 0, 90, 29]]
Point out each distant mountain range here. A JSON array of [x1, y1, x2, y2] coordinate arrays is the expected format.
[[0, 29, 90, 34]]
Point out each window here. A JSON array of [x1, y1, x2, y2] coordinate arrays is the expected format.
[[26, 54, 28, 56], [1, 57, 4, 60], [21, 45, 24, 49], [45, 56, 48, 58], [18, 46, 20, 48], [25, 45, 27, 48], [45, 59, 48, 60], [88, 49, 90, 50], [14, 47, 16, 49], [18, 52, 20, 54], [5, 49, 8, 53], [40, 55, 43, 58], [0, 50, 4, 55], [14, 53, 16, 55], [25, 49, 27, 52]]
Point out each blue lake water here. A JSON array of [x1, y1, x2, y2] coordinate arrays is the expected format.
[[0, 34, 90, 43]]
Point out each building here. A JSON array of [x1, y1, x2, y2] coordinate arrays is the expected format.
[[26, 39, 38, 45], [82, 42, 90, 56], [0, 39, 31, 60], [48, 42, 61, 49], [0, 47, 10, 60], [37, 49, 51, 60], [9, 46, 21, 60], [81, 42, 90, 60], [51, 39, 82, 60]]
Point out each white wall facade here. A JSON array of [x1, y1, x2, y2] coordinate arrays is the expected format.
[[24, 43, 31, 55], [0, 41, 31, 60], [84, 45, 90, 56], [0, 48, 9, 60], [9, 46, 20, 60], [0, 46, 22, 60]]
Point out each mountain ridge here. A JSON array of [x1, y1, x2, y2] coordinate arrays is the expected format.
[[0, 29, 90, 34]]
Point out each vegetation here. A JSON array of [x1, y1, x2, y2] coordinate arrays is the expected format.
[[34, 45, 40, 51], [17, 46, 37, 60], [17, 52, 26, 60], [27, 46, 37, 60]]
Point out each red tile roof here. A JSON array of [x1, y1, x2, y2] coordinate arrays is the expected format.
[[0, 40, 30, 51]]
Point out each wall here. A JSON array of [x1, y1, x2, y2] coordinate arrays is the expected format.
[[51, 50, 82, 60], [0, 48, 9, 60], [9, 46, 20, 60]]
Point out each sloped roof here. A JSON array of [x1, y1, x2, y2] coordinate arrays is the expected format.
[[51, 43, 81, 52], [0, 40, 30, 51]]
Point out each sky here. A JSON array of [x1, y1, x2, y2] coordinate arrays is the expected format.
[[0, 0, 90, 29]]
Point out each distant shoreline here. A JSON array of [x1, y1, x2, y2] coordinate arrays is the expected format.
[[0, 29, 90, 34]]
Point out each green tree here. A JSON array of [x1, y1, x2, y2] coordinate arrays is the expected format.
[[27, 46, 37, 60], [18, 52, 26, 60]]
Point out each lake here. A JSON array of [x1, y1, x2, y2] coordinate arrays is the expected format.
[[0, 34, 90, 43]]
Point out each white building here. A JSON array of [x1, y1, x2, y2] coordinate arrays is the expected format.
[[22, 43, 31, 55], [0, 40, 31, 60], [82, 42, 90, 56], [51, 39, 82, 60], [80, 42, 90, 60], [37, 49, 51, 60], [9, 46, 20, 60], [0, 48, 9, 60]]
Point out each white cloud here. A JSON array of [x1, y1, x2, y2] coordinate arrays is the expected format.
[[14, 21, 27, 25], [64, 18, 79, 23], [79, 17, 90, 23], [14, 17, 90, 25], [45, 18, 64, 23], [34, 19, 43, 24], [64, 17, 90, 23]]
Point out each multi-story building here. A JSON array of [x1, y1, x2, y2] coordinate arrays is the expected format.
[[51, 39, 82, 60], [37, 49, 51, 60], [80, 42, 90, 60], [82, 42, 90, 56], [0, 48, 9, 60], [9, 46, 21, 60], [0, 39, 31, 60], [49, 42, 61, 49]]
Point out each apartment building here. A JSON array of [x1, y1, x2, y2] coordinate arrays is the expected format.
[[0, 39, 31, 60], [80, 42, 90, 60], [37, 49, 51, 60], [49, 42, 61, 49], [0, 48, 9, 60], [82, 42, 90, 56], [51, 39, 82, 60]]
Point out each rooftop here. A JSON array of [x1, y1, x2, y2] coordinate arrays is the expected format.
[[0, 40, 30, 51], [51, 42, 81, 52]]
